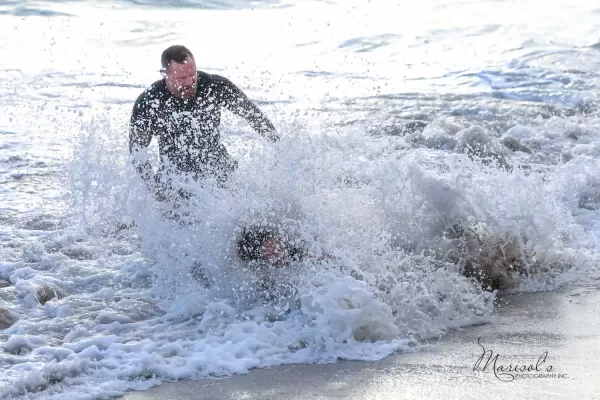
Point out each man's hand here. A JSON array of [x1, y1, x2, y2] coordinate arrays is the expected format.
[[268, 133, 280, 143], [154, 188, 168, 203]]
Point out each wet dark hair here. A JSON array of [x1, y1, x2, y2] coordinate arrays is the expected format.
[[161, 45, 194, 69], [236, 227, 277, 261]]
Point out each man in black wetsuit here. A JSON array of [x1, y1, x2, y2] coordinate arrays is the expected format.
[[129, 45, 279, 201]]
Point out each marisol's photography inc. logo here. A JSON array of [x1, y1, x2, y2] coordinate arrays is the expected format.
[[473, 337, 569, 382]]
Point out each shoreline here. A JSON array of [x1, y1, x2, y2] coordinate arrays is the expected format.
[[121, 284, 600, 400]]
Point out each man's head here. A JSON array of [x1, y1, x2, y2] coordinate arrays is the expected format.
[[160, 45, 197, 100], [237, 227, 289, 266]]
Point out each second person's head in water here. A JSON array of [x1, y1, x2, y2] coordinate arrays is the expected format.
[[236, 226, 306, 268]]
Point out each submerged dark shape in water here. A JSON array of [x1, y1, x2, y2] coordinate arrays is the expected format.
[[35, 284, 66, 305], [442, 220, 564, 292], [0, 307, 18, 329], [501, 136, 532, 154], [462, 255, 518, 291]]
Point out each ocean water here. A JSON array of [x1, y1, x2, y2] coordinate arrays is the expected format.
[[1, 0, 599, 398]]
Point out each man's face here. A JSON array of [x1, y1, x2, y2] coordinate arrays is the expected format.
[[261, 237, 289, 267], [163, 56, 197, 100]]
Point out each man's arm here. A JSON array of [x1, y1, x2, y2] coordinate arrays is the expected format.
[[215, 76, 279, 142], [129, 93, 156, 189]]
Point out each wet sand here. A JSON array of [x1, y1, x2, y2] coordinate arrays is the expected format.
[[121, 285, 600, 400]]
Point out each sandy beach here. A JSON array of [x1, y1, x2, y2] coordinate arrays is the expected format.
[[121, 284, 600, 400]]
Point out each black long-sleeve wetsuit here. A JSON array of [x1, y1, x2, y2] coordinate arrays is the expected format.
[[129, 71, 278, 194]]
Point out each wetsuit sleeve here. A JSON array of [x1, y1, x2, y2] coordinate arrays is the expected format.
[[215, 76, 279, 142], [129, 93, 156, 188]]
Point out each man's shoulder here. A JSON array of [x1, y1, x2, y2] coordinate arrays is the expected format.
[[134, 79, 169, 108], [197, 70, 234, 87]]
